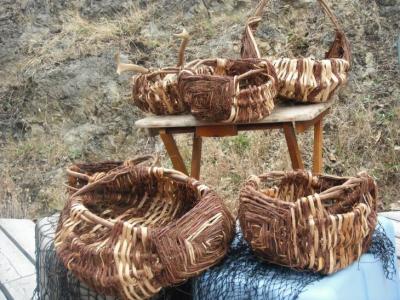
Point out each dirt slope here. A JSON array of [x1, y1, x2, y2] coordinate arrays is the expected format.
[[0, 0, 399, 217]]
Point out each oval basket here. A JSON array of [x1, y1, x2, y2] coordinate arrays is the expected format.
[[178, 58, 278, 123], [241, 0, 351, 103], [56, 163, 234, 300], [132, 67, 188, 115], [239, 170, 378, 274], [116, 30, 191, 115]]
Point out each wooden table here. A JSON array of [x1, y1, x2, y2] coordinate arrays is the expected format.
[[135, 101, 333, 179]]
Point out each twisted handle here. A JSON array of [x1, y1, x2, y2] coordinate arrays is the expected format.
[[241, 0, 349, 60], [66, 154, 156, 183]]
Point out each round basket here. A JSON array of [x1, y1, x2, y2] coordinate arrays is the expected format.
[[178, 58, 278, 123], [131, 67, 189, 115], [55, 163, 234, 300], [116, 30, 191, 115], [241, 0, 351, 103], [239, 170, 378, 274]]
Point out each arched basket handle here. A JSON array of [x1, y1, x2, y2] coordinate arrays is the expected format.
[[241, 0, 351, 64], [66, 154, 157, 183], [255, 171, 375, 203]]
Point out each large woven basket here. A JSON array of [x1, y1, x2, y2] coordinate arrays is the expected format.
[[241, 0, 351, 103], [178, 58, 278, 123], [239, 170, 378, 274], [56, 163, 234, 300]]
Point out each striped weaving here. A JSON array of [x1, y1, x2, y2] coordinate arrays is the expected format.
[[272, 57, 350, 103], [241, 0, 351, 103]]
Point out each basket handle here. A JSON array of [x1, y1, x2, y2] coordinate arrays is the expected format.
[[174, 28, 190, 68], [318, 176, 376, 202], [66, 154, 156, 183], [241, 0, 350, 62], [70, 167, 208, 229], [236, 68, 268, 81]]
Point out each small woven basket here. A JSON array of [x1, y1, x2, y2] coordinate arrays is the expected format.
[[239, 170, 378, 274], [132, 67, 189, 115], [241, 0, 351, 103], [117, 30, 192, 115], [56, 162, 234, 300], [178, 58, 278, 123]]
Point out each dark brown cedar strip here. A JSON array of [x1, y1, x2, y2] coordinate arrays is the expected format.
[[308, 62, 323, 101], [178, 58, 278, 123], [327, 59, 341, 100], [294, 59, 304, 100]]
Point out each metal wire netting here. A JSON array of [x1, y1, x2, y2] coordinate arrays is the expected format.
[[192, 222, 396, 300], [33, 215, 395, 300], [33, 214, 191, 300]]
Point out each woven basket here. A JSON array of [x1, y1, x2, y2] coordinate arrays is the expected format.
[[56, 162, 234, 300], [116, 30, 192, 115], [131, 67, 189, 115], [241, 0, 351, 103], [239, 170, 378, 274], [178, 58, 278, 123]]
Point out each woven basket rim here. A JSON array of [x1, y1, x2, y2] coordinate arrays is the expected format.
[[69, 166, 211, 230], [244, 170, 376, 204]]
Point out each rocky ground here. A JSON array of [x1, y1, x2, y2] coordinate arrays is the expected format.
[[0, 0, 399, 218]]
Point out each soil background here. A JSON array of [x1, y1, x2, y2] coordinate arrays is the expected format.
[[0, 0, 399, 218]]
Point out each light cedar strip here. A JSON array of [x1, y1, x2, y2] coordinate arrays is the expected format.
[[135, 101, 333, 129]]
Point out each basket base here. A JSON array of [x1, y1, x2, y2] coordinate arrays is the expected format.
[[35, 214, 192, 300]]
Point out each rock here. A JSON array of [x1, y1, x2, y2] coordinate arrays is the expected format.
[[63, 123, 106, 155], [365, 52, 375, 67], [30, 124, 45, 137]]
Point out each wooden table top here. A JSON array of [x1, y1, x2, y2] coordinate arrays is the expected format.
[[135, 101, 333, 129]]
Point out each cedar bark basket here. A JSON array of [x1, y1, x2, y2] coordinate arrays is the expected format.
[[56, 162, 234, 300], [239, 170, 378, 274], [132, 67, 189, 115], [241, 0, 351, 103], [178, 58, 278, 123]]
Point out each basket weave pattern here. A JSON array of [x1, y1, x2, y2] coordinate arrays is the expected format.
[[272, 57, 350, 102], [239, 171, 378, 274], [132, 69, 189, 115], [241, 0, 351, 103], [178, 58, 277, 123], [56, 165, 234, 300]]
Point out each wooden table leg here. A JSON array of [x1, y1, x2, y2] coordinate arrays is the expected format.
[[191, 135, 202, 179], [283, 123, 305, 170], [312, 118, 323, 174], [159, 132, 188, 175]]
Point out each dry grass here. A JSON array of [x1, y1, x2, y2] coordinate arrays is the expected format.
[[1, 0, 399, 219], [19, 4, 151, 74]]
